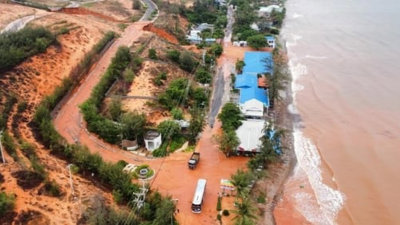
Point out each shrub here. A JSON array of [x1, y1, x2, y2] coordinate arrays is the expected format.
[[170, 107, 183, 120], [216, 196, 222, 211], [123, 68, 135, 83], [148, 48, 157, 59], [235, 60, 245, 73], [190, 87, 208, 108], [167, 50, 180, 62], [112, 189, 124, 204], [1, 131, 18, 161], [43, 180, 62, 197], [257, 192, 266, 204], [0, 27, 55, 71], [169, 136, 185, 152], [217, 214, 222, 221], [158, 78, 189, 110], [209, 43, 223, 57], [0, 192, 15, 216], [195, 67, 212, 84], [222, 209, 230, 216], [179, 51, 196, 72]]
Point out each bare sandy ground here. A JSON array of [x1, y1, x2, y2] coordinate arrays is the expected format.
[[0, 3, 37, 30]]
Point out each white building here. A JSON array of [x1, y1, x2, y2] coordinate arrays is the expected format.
[[235, 119, 265, 153], [144, 131, 162, 152], [240, 99, 264, 118], [258, 5, 283, 17]]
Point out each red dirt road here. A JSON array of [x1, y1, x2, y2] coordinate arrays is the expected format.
[[53, 20, 249, 225]]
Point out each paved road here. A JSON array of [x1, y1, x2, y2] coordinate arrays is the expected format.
[[208, 4, 235, 126], [140, 0, 158, 22]]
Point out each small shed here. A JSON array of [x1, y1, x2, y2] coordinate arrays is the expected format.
[[144, 131, 162, 152], [121, 139, 138, 151], [265, 36, 276, 48]]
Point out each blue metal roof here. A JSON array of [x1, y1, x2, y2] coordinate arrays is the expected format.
[[239, 87, 270, 107], [265, 36, 275, 41], [235, 74, 257, 89], [242, 51, 273, 75]]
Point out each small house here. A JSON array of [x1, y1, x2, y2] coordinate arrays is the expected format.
[[144, 131, 162, 152], [265, 36, 276, 48], [187, 23, 216, 44]]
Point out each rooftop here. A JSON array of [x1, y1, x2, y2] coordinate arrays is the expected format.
[[236, 119, 265, 151], [239, 86, 270, 107], [144, 130, 161, 140], [242, 51, 273, 75]]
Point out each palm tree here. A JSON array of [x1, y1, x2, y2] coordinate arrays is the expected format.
[[230, 169, 253, 198], [263, 48, 290, 108], [260, 122, 286, 163], [231, 198, 257, 225]]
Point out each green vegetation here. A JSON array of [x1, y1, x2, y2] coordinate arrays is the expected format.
[[170, 107, 183, 120], [148, 48, 158, 59], [247, 34, 267, 50], [80, 46, 146, 144], [223, 209, 230, 216], [166, 49, 180, 62], [209, 43, 223, 57], [231, 198, 257, 225], [0, 94, 17, 130], [42, 180, 62, 197], [0, 27, 55, 72], [1, 131, 18, 161], [218, 103, 243, 131], [0, 192, 15, 217], [195, 67, 212, 84], [179, 51, 197, 72], [158, 78, 190, 110], [235, 60, 245, 73], [217, 129, 240, 157], [154, 72, 167, 86], [157, 120, 181, 142], [217, 196, 222, 211]]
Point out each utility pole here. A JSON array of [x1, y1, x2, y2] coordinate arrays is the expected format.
[[132, 180, 148, 209], [0, 130, 6, 163]]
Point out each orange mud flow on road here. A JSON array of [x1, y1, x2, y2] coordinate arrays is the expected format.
[[150, 124, 248, 225], [53, 20, 250, 225]]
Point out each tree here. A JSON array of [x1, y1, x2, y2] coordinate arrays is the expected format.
[[151, 197, 177, 225], [157, 120, 181, 141], [218, 103, 243, 131], [190, 87, 208, 108], [0, 192, 15, 216], [158, 78, 189, 109], [231, 198, 257, 225], [195, 67, 212, 84], [217, 129, 239, 157], [148, 48, 157, 60], [209, 43, 223, 57], [166, 50, 180, 63], [230, 169, 253, 197], [247, 34, 267, 50], [264, 48, 289, 107], [235, 60, 245, 73], [179, 51, 196, 72], [187, 109, 205, 144], [120, 112, 147, 141]]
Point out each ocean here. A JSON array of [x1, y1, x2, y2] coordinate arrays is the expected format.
[[274, 0, 400, 224]]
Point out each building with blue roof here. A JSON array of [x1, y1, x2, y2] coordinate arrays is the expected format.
[[234, 51, 272, 118], [265, 36, 276, 48], [242, 51, 273, 75]]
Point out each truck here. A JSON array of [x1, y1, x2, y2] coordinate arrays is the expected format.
[[188, 152, 200, 169]]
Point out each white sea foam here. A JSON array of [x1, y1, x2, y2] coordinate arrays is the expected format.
[[292, 130, 345, 225], [292, 13, 304, 19], [287, 34, 346, 225], [305, 55, 328, 60]]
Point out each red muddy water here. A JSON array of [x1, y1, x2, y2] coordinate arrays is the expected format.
[[275, 0, 400, 224]]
